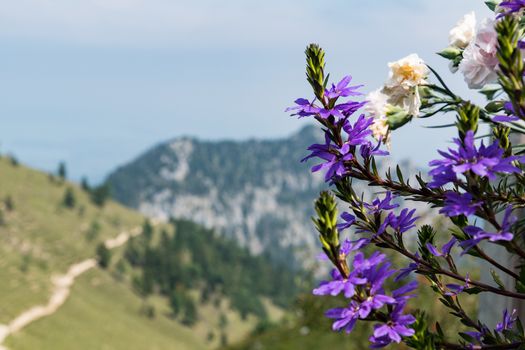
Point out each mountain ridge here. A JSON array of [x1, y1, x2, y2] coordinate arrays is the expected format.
[[106, 124, 432, 267]]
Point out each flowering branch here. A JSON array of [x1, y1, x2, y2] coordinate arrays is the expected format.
[[288, 3, 525, 348]]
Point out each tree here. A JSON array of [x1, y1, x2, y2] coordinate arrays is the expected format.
[[80, 177, 90, 192], [90, 183, 110, 207], [142, 219, 154, 241], [96, 243, 111, 268], [86, 220, 101, 241], [57, 162, 67, 180], [139, 301, 156, 319], [8, 154, 18, 167], [181, 297, 198, 326], [0, 210, 5, 226], [62, 187, 76, 209], [169, 290, 185, 316], [4, 196, 14, 211]]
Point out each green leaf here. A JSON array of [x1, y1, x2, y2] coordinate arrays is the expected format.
[[396, 165, 404, 184], [490, 269, 506, 290], [485, 0, 501, 11], [479, 84, 501, 100], [464, 287, 483, 295]]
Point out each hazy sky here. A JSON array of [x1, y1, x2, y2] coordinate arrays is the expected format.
[[0, 0, 492, 182]]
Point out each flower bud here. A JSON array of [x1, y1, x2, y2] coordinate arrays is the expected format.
[[437, 46, 462, 60], [386, 105, 412, 130], [485, 100, 505, 113], [305, 44, 326, 101], [456, 102, 479, 139], [493, 124, 512, 156]]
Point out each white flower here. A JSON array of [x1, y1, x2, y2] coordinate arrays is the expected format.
[[459, 18, 499, 89], [370, 117, 390, 145], [386, 54, 429, 91], [449, 11, 477, 49], [384, 86, 422, 116], [365, 90, 390, 145], [365, 89, 389, 119]]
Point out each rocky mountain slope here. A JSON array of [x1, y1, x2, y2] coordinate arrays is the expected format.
[[107, 125, 434, 266]]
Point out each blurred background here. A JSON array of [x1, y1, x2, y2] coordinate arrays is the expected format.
[[0, 1, 491, 349]]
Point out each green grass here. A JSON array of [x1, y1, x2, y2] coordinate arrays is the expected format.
[[0, 158, 275, 349], [5, 268, 207, 350], [0, 157, 143, 322]]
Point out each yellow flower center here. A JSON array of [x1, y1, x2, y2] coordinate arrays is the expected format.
[[396, 64, 421, 82]]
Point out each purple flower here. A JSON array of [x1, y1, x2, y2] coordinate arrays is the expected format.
[[445, 273, 471, 296], [325, 76, 364, 99], [387, 208, 418, 234], [460, 206, 516, 253], [317, 101, 366, 120], [498, 0, 525, 17], [286, 95, 365, 121], [496, 309, 517, 332], [464, 330, 485, 343], [428, 131, 523, 188], [440, 192, 482, 217], [493, 102, 521, 122], [369, 303, 416, 347], [337, 212, 356, 231], [352, 251, 387, 273], [426, 237, 457, 257], [339, 237, 370, 256], [302, 115, 381, 182], [359, 140, 389, 158], [364, 192, 399, 214], [392, 281, 418, 303], [285, 98, 320, 118], [317, 238, 369, 261], [302, 133, 353, 182], [356, 255, 397, 318], [394, 261, 418, 281], [492, 115, 520, 122], [313, 268, 367, 298], [342, 114, 373, 146], [325, 301, 360, 333]]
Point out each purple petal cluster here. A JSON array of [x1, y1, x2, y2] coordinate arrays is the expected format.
[[426, 237, 457, 257], [360, 140, 389, 158], [325, 76, 364, 99], [460, 206, 516, 253], [440, 192, 482, 217], [338, 212, 356, 231], [302, 133, 353, 182], [493, 102, 521, 122], [394, 261, 419, 281], [316, 251, 417, 347], [428, 131, 523, 188], [286, 76, 365, 121], [498, 0, 525, 17], [445, 273, 471, 296], [386, 208, 419, 234], [313, 267, 367, 298], [343, 115, 374, 146], [364, 192, 399, 214], [496, 309, 517, 332], [302, 116, 382, 182], [369, 303, 416, 347]]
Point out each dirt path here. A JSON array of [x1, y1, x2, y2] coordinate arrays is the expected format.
[[0, 225, 146, 350]]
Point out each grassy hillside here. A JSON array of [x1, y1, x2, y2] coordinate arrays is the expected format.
[[5, 268, 207, 350], [0, 156, 142, 321], [0, 157, 279, 349]]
